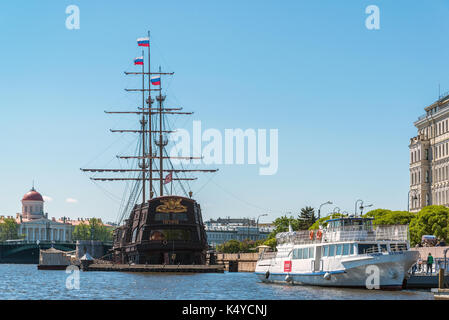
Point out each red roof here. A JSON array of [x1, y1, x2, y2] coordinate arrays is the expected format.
[[22, 189, 44, 202]]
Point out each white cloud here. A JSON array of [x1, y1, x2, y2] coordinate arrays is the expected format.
[[43, 196, 53, 202], [65, 198, 78, 204]]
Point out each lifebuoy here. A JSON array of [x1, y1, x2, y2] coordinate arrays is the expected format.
[[316, 230, 323, 240], [163, 240, 168, 246], [309, 230, 314, 240]]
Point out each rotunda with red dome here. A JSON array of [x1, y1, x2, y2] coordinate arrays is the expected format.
[[21, 187, 45, 220]]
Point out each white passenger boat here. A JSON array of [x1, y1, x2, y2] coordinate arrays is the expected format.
[[255, 217, 419, 289]]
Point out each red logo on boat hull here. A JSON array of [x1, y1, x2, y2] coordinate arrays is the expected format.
[[284, 261, 292, 272]]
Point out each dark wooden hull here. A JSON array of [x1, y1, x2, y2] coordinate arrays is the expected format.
[[112, 196, 209, 265], [37, 264, 70, 270], [84, 263, 224, 273]]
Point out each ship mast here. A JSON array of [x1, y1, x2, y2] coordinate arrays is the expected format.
[[157, 66, 166, 196], [140, 49, 146, 203], [81, 31, 218, 220], [147, 31, 153, 200]]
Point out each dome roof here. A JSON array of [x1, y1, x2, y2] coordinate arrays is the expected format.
[[22, 188, 44, 202]]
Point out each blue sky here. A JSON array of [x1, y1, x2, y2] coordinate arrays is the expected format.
[[0, 1, 448, 224]]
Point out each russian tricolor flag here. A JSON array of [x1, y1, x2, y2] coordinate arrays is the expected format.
[[134, 56, 144, 65], [137, 37, 150, 47], [151, 76, 161, 86]]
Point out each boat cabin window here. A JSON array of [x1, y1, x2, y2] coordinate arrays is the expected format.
[[328, 245, 335, 257], [322, 244, 354, 257], [149, 229, 192, 241], [132, 227, 138, 243], [292, 248, 301, 259], [336, 244, 342, 256], [303, 248, 309, 259], [292, 247, 314, 259], [358, 243, 379, 254]]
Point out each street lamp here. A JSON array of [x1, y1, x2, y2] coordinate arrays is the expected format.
[[359, 202, 373, 215], [318, 201, 333, 219], [256, 214, 268, 240], [332, 207, 341, 214], [256, 214, 268, 230], [408, 190, 418, 212], [355, 199, 363, 217]]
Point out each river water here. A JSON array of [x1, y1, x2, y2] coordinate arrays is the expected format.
[[0, 264, 433, 300]]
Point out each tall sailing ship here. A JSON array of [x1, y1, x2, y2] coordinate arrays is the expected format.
[[81, 32, 217, 265]]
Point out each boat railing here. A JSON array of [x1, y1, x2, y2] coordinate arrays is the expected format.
[[259, 251, 277, 261], [275, 225, 409, 245], [362, 246, 381, 254]]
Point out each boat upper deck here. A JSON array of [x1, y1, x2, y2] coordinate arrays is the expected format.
[[276, 218, 409, 245]]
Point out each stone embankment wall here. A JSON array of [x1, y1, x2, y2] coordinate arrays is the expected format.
[[215, 253, 259, 272], [76, 240, 105, 259], [411, 246, 449, 259]]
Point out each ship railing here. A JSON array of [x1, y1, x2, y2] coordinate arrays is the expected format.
[[259, 251, 277, 261], [275, 225, 409, 245], [374, 225, 409, 241], [362, 246, 381, 254]]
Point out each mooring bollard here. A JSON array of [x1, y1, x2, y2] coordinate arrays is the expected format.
[[439, 268, 445, 289]]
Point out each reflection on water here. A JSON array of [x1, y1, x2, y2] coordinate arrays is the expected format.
[[0, 264, 433, 300]]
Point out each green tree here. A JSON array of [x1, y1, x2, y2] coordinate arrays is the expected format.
[[0, 218, 20, 241], [216, 239, 241, 253], [263, 238, 277, 250], [363, 209, 415, 226], [72, 223, 90, 240], [216, 239, 265, 253], [409, 205, 449, 246], [267, 215, 300, 239], [297, 206, 317, 230], [72, 218, 113, 242]]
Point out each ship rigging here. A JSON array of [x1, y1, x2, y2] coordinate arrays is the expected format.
[[80, 32, 217, 265]]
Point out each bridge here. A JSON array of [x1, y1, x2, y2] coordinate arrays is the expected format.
[[0, 241, 76, 264]]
